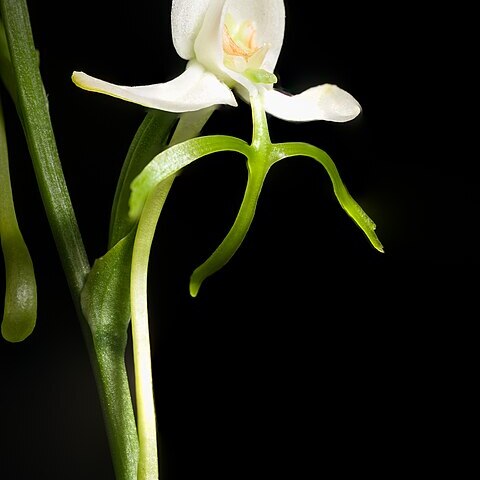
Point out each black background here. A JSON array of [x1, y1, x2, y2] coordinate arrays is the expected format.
[[0, 1, 474, 479]]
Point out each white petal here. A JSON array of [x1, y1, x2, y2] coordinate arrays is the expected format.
[[263, 84, 362, 122], [71, 61, 237, 113], [193, 0, 227, 82], [171, 0, 213, 60]]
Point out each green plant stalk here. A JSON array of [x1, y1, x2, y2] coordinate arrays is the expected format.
[[131, 177, 173, 480], [0, 1, 138, 478], [129, 106, 216, 480], [0, 0, 89, 306]]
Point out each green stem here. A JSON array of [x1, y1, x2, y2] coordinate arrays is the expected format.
[[0, 1, 139, 478], [251, 89, 271, 150], [0, 0, 89, 299], [130, 107, 215, 479], [131, 177, 173, 480]]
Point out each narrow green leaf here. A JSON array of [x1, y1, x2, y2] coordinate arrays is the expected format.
[[0, 16, 16, 101], [0, 94, 36, 342], [109, 109, 178, 248]]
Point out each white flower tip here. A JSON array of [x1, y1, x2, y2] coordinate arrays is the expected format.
[[71, 71, 93, 91], [264, 83, 362, 123], [71, 71, 83, 84], [316, 84, 362, 122]]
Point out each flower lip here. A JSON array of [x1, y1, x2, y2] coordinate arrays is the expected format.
[[223, 16, 258, 59], [222, 15, 272, 80], [193, 0, 285, 93]]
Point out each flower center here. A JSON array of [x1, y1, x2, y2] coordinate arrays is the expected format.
[[222, 14, 277, 85]]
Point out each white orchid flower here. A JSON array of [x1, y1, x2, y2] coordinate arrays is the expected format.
[[72, 0, 360, 123], [71, 4, 377, 480]]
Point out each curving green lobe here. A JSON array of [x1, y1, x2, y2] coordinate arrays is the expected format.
[[189, 154, 268, 297], [0, 95, 37, 342], [129, 135, 251, 221], [189, 141, 384, 296], [189, 92, 272, 296], [272, 142, 384, 253]]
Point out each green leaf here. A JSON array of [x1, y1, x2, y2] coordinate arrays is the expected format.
[[0, 16, 16, 101], [0, 93, 36, 342], [109, 109, 178, 248], [81, 227, 136, 340]]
